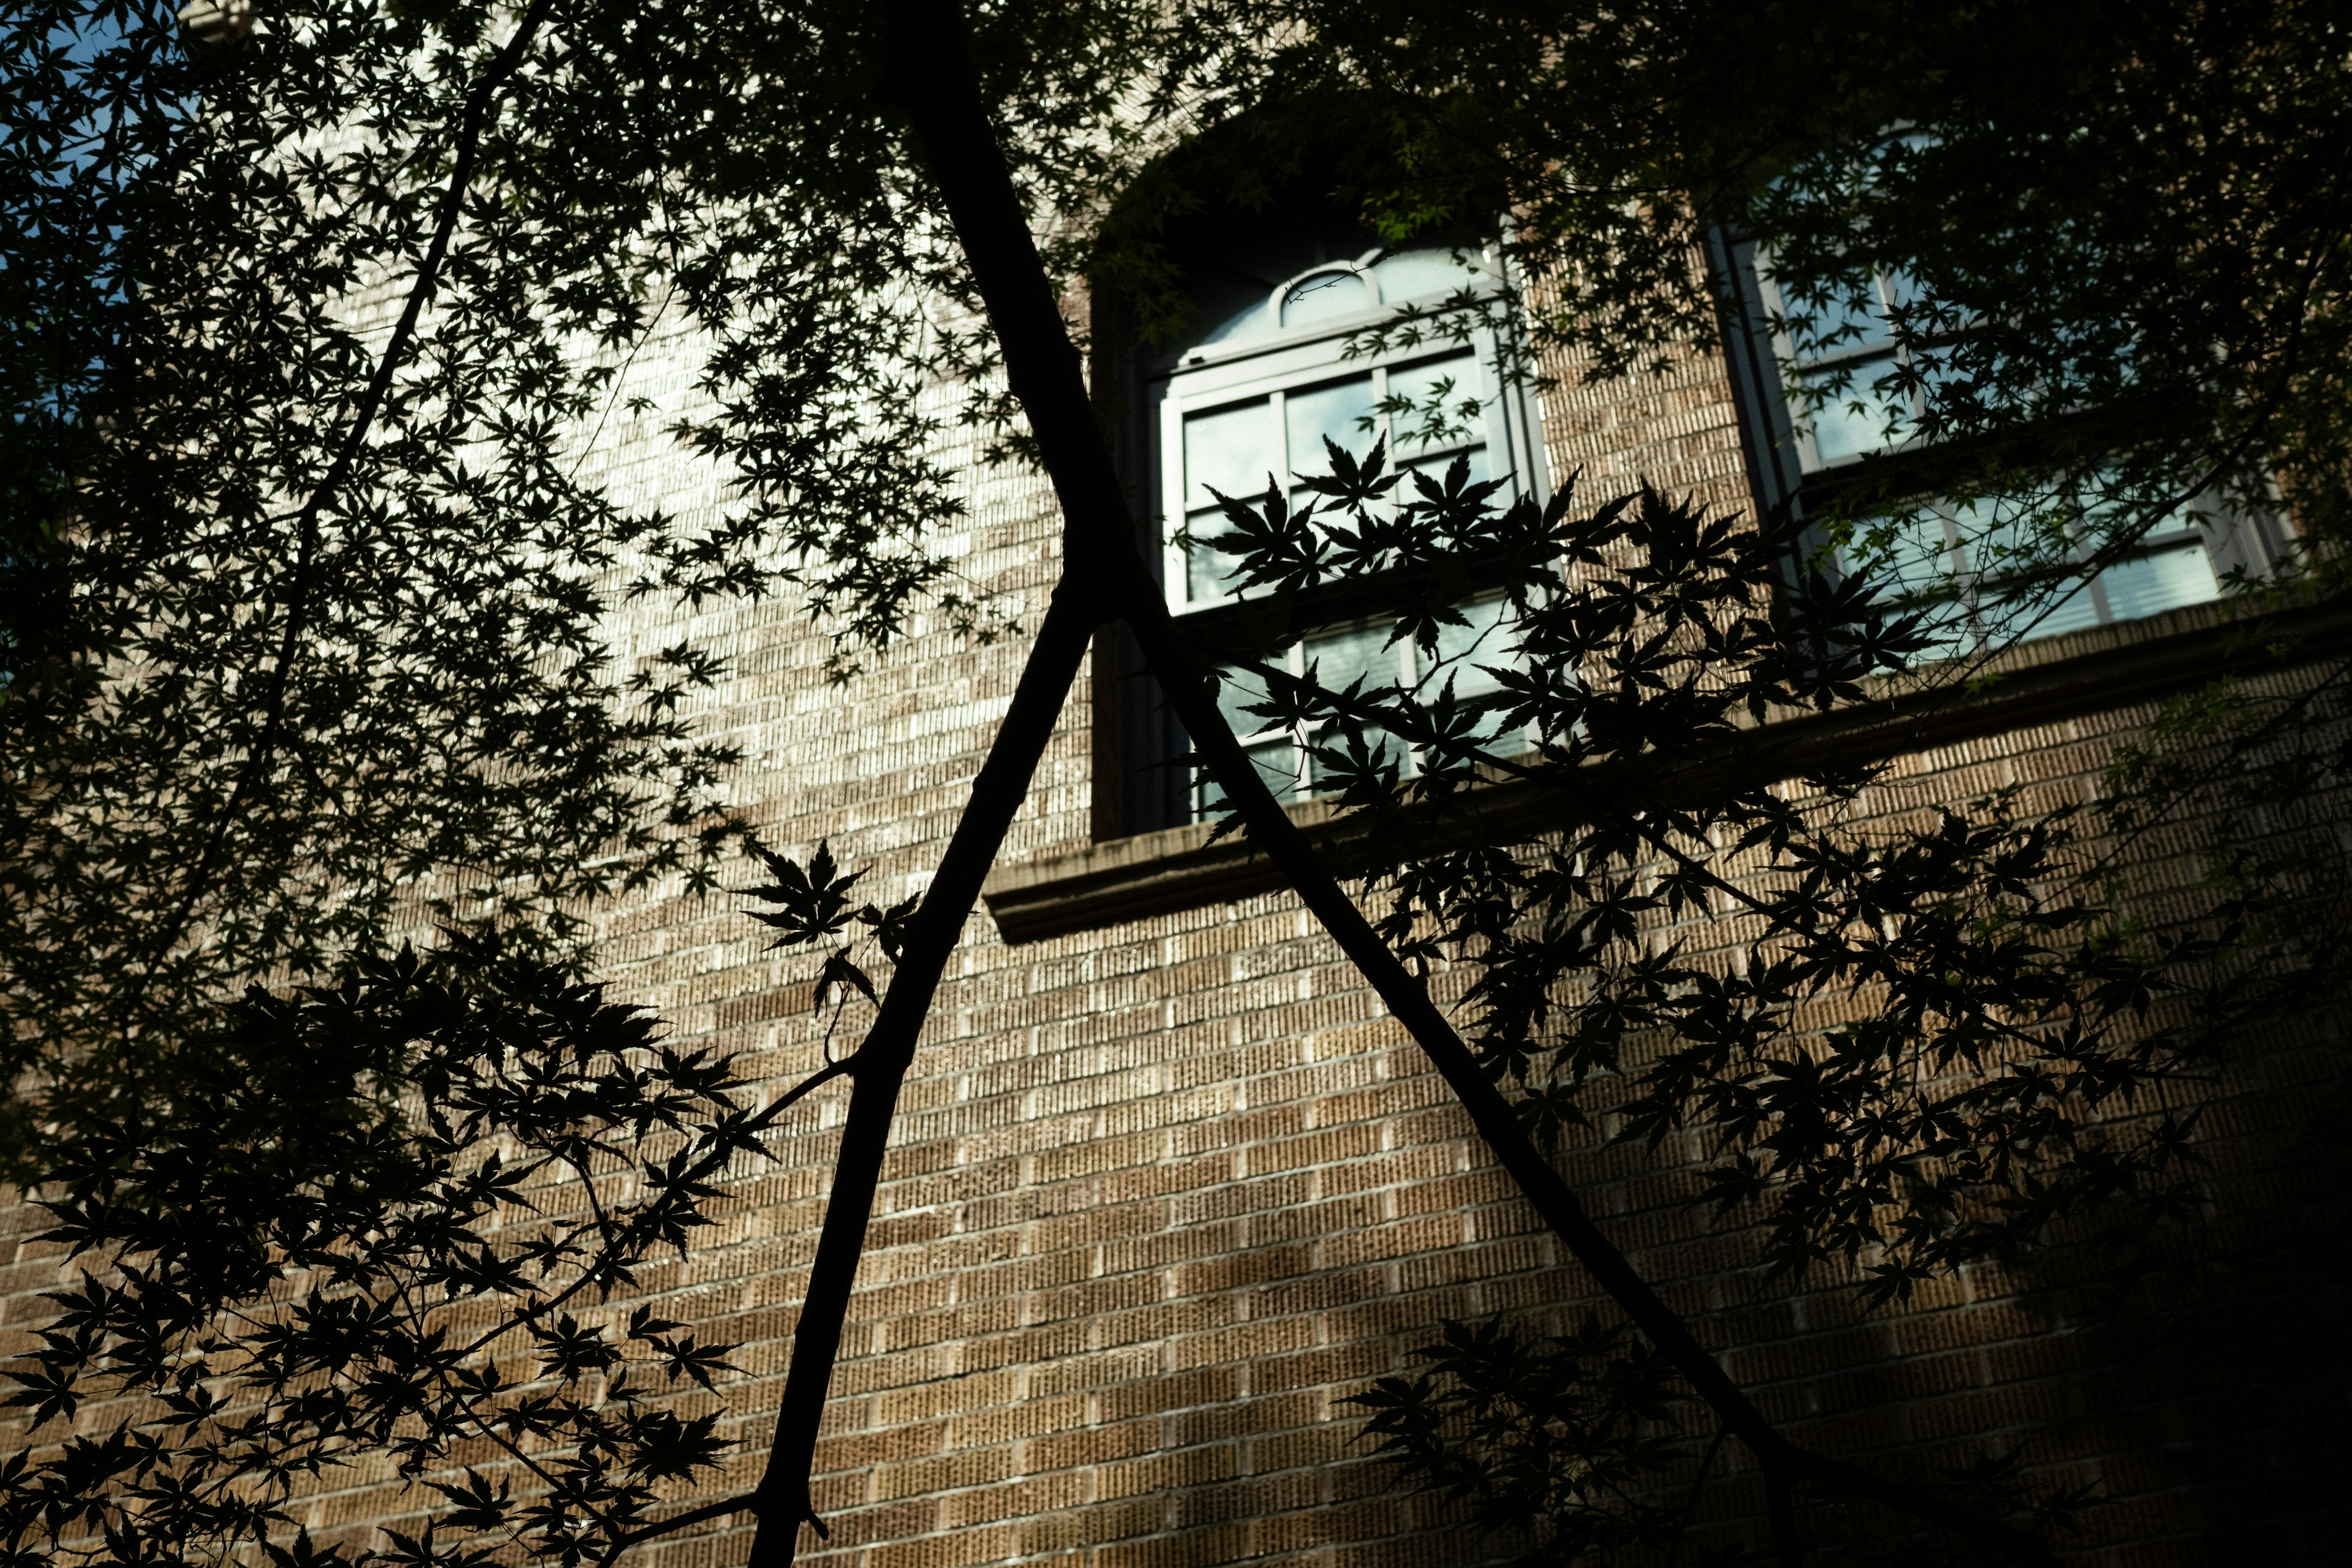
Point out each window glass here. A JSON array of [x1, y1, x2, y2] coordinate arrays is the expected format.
[[2100, 544, 2220, 622], [1197, 596, 1529, 815], [1840, 488, 2224, 658], [1213, 659, 1272, 736], [1387, 351, 1484, 461], [1155, 238, 1534, 822], [1371, 247, 1485, 304], [1431, 594, 1519, 745], [1849, 511, 1956, 596], [1281, 268, 1373, 327], [1185, 533, 1244, 604], [1434, 592, 1513, 677], [1183, 399, 1282, 510], [1303, 619, 1403, 694], [1180, 399, 1278, 601], [1199, 742, 1301, 813], [1302, 618, 1409, 793], [1285, 374, 1380, 492], [1747, 236, 2241, 654], [1842, 513, 1966, 656], [1953, 496, 2052, 578], [2019, 587, 2105, 641], [1799, 364, 1909, 461], [1787, 285, 1893, 356]]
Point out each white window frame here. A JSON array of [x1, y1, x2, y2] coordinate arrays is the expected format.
[[1147, 244, 1545, 816], [1157, 246, 1545, 617]]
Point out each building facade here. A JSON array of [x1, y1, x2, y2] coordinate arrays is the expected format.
[[562, 205, 2339, 1564], [6, 147, 2345, 1568]]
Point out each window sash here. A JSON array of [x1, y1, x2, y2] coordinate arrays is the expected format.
[[1159, 324, 1530, 614], [1195, 593, 1527, 815]]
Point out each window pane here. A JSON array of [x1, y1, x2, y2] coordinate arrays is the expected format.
[[1843, 514, 1972, 662], [1785, 283, 1891, 359], [1801, 358, 1909, 462], [1200, 741, 1300, 813], [1952, 496, 2066, 579], [1430, 595, 1524, 748], [2099, 544, 2219, 622], [1847, 511, 1956, 598], [1426, 594, 1515, 695], [1387, 352, 1483, 458], [1183, 508, 1244, 602], [1184, 398, 1282, 510], [2080, 472, 2199, 544], [1302, 619, 1404, 694], [1371, 247, 1484, 304], [2003, 582, 2104, 641], [1213, 660, 1275, 740], [1298, 622, 1408, 788], [1284, 374, 1381, 481], [1281, 269, 1373, 327]]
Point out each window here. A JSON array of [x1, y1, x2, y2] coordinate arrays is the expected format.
[[1112, 228, 1544, 828], [1161, 247, 1523, 612], [1714, 233, 2279, 653], [1197, 591, 1520, 815]]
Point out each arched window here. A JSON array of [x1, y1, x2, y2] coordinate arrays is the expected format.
[[1158, 244, 1534, 612], [1101, 209, 1545, 833]]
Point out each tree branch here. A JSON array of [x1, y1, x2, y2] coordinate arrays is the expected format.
[[872, 2, 2056, 1562], [742, 586, 1099, 1567], [596, 1493, 760, 1568]]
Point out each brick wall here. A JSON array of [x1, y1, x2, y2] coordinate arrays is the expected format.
[[6, 296, 2343, 1568]]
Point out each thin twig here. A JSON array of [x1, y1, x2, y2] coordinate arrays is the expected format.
[[595, 1492, 761, 1568], [1664, 1423, 1730, 1568]]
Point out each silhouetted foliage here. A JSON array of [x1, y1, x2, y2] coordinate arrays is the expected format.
[[1348, 1316, 1691, 1559], [1200, 455, 2267, 1295], [5, 0, 2348, 1564], [1197, 451, 2351, 1556], [1, 935, 763, 1568]]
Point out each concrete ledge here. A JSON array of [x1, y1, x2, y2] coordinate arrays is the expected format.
[[981, 593, 2352, 944]]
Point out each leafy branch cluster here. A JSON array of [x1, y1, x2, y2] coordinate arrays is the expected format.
[[1348, 1316, 1692, 1561], [0, 0, 1313, 1156], [1200, 442, 2235, 1300], [5, 0, 756, 1152], [739, 839, 913, 1031], [0, 935, 766, 1568], [1349, 1313, 2104, 1566]]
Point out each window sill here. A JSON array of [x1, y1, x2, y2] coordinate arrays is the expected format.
[[981, 592, 2352, 944]]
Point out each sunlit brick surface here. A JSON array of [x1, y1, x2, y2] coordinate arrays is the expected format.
[[5, 310, 2340, 1568]]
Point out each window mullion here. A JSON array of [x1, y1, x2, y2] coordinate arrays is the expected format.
[[1287, 642, 1308, 802]]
